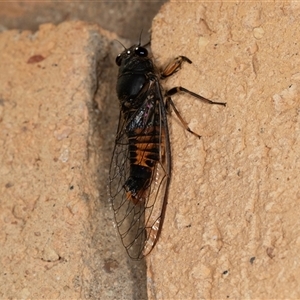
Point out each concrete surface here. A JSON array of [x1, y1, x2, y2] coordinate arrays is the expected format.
[[0, 21, 146, 299], [0, 2, 166, 299], [0, 1, 166, 41], [1, 1, 300, 300], [147, 1, 300, 299]]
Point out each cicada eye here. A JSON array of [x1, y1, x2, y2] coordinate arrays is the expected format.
[[135, 46, 148, 57], [116, 54, 122, 66]]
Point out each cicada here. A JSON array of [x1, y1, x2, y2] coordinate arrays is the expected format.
[[109, 42, 226, 259]]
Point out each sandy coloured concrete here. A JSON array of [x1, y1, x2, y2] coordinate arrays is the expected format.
[[0, 21, 146, 299], [147, 2, 300, 299], [1, 1, 300, 299]]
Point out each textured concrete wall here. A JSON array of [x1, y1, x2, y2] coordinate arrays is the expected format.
[[147, 2, 300, 299], [0, 21, 147, 299], [0, 2, 165, 298], [1, 1, 300, 299]]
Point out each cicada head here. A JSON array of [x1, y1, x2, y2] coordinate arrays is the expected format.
[[116, 45, 153, 73]]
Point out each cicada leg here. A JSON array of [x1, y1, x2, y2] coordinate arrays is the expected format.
[[161, 56, 192, 79], [161, 56, 226, 138]]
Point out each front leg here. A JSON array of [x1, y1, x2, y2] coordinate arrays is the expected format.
[[161, 56, 192, 79]]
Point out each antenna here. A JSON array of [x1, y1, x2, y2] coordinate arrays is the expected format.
[[114, 39, 127, 50], [138, 29, 143, 46]]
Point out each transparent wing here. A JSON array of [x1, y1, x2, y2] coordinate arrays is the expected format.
[[109, 82, 171, 259]]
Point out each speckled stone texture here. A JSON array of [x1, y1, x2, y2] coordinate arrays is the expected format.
[[0, 22, 147, 299], [147, 2, 300, 299], [1, 1, 300, 299]]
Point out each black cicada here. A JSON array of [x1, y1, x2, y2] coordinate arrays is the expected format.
[[109, 42, 226, 260]]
